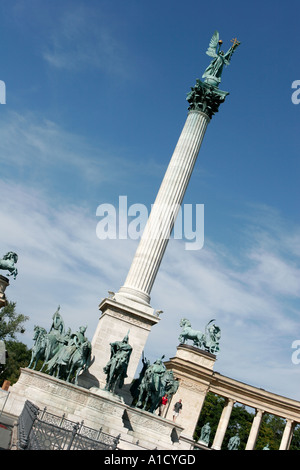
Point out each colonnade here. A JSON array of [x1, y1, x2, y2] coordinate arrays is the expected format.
[[165, 345, 300, 450], [211, 398, 296, 450]]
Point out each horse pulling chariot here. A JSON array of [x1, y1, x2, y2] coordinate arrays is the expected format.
[[178, 318, 221, 355]]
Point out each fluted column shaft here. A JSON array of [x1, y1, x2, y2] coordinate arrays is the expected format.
[[279, 419, 295, 450], [245, 408, 264, 450], [212, 398, 235, 450], [119, 110, 210, 305]]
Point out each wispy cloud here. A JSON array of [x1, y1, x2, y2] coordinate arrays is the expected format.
[[0, 111, 153, 201], [0, 108, 299, 400], [42, 5, 132, 78], [1, 176, 299, 399]]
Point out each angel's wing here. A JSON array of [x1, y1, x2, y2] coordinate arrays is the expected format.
[[205, 30, 219, 58]]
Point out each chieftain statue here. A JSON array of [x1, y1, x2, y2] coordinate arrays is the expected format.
[[134, 356, 179, 414], [187, 31, 240, 118], [27, 306, 92, 385], [103, 332, 133, 393]]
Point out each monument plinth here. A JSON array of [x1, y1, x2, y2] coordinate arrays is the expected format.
[[79, 294, 160, 400], [0, 275, 9, 308], [164, 344, 217, 439]]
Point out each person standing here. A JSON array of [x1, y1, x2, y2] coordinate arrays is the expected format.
[[173, 399, 182, 422], [158, 394, 168, 417]]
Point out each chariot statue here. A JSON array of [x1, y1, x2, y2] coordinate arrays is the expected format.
[[0, 252, 18, 279], [178, 318, 221, 355]]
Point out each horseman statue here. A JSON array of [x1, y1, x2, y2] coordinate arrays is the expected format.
[[46, 325, 92, 385], [0, 252, 18, 280], [135, 356, 179, 414], [178, 318, 221, 355], [27, 307, 92, 385], [103, 332, 132, 394]]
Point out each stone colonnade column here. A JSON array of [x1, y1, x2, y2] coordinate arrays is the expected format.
[[118, 110, 210, 306], [279, 419, 295, 450], [211, 398, 235, 450], [245, 408, 264, 450]]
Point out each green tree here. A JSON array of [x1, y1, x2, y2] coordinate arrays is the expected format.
[[195, 392, 300, 450], [0, 300, 30, 386], [0, 301, 29, 340], [0, 340, 31, 385]]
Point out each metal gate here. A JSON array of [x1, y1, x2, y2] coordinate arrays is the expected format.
[[17, 400, 120, 450]]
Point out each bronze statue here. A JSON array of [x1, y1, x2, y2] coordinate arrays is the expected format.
[[202, 31, 240, 87], [0, 252, 18, 279], [103, 332, 132, 393]]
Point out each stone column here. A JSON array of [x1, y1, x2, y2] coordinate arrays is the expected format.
[[279, 419, 295, 450], [118, 110, 210, 306], [245, 408, 264, 450], [211, 398, 235, 450]]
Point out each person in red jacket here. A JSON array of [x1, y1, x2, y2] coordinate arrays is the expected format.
[[158, 394, 168, 417]]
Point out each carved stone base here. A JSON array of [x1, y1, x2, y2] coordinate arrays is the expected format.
[[78, 294, 160, 403], [0, 275, 9, 308], [164, 344, 217, 439], [5, 368, 188, 450]]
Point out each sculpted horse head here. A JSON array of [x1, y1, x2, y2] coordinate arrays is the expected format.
[[179, 318, 191, 328]]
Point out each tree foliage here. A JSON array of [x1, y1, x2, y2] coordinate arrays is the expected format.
[[0, 300, 29, 340], [0, 340, 31, 386], [0, 300, 30, 386]]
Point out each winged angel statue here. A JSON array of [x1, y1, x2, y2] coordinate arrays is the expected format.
[[202, 31, 240, 87]]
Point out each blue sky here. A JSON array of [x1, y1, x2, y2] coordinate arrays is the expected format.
[[0, 0, 300, 405]]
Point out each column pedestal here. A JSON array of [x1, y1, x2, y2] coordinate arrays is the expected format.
[[164, 344, 216, 439], [78, 294, 160, 403], [0, 275, 9, 308]]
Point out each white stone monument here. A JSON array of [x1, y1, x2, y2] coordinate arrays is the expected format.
[[5, 32, 241, 449]]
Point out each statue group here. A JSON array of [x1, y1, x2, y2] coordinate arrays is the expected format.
[[103, 334, 179, 414], [178, 318, 221, 355], [131, 355, 179, 414], [28, 306, 92, 385]]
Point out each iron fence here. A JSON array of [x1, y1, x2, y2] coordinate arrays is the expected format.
[[17, 400, 120, 450]]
